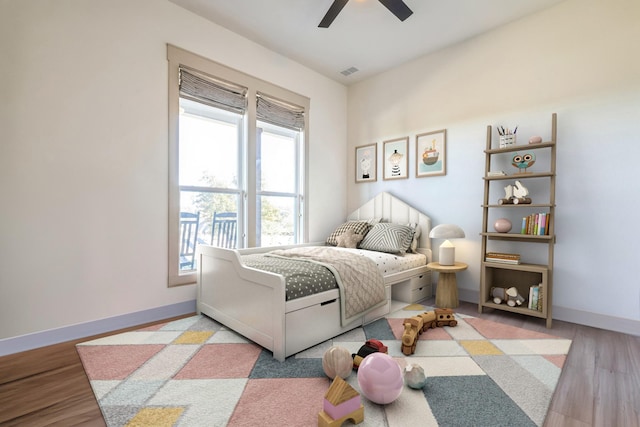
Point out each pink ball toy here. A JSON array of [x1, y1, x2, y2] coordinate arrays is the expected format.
[[356, 353, 403, 404]]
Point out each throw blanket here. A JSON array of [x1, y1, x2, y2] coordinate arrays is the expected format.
[[268, 247, 386, 326]]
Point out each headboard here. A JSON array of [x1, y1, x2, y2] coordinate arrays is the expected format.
[[347, 192, 432, 259]]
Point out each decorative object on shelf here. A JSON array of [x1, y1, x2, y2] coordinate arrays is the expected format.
[[383, 137, 409, 180], [499, 180, 531, 205], [490, 286, 525, 306], [529, 135, 543, 144], [355, 143, 377, 183], [428, 224, 465, 266], [404, 364, 427, 389], [415, 129, 446, 177], [512, 152, 536, 174], [497, 125, 518, 148], [357, 352, 404, 405], [493, 218, 512, 233], [322, 345, 353, 380]]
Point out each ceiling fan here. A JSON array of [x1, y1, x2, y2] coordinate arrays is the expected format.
[[318, 0, 413, 28]]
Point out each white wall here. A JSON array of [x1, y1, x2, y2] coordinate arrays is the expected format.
[[347, 0, 640, 331], [0, 0, 347, 342]]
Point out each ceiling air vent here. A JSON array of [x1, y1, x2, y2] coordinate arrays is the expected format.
[[340, 66, 359, 76]]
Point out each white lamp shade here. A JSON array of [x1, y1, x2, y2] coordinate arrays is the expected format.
[[429, 224, 465, 239]]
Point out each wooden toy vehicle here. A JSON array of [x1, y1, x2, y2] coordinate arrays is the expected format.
[[352, 339, 388, 368], [401, 311, 437, 355], [434, 308, 457, 327], [401, 317, 422, 355], [401, 310, 457, 355]]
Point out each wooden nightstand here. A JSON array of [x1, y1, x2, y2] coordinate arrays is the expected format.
[[427, 262, 468, 308]]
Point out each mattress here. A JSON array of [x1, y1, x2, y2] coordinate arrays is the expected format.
[[330, 247, 427, 276], [241, 247, 426, 301]]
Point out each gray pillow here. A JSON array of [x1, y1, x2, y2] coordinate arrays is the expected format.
[[359, 223, 415, 254], [326, 221, 371, 246]]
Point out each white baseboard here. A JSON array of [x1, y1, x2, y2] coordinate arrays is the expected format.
[[458, 289, 639, 337], [0, 300, 197, 357]]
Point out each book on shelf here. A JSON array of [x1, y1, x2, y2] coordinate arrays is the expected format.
[[485, 251, 521, 264], [485, 257, 521, 264], [527, 284, 543, 311], [485, 252, 520, 260], [521, 212, 551, 236], [537, 283, 544, 312]]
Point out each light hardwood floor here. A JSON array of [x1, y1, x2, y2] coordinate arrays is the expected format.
[[1, 299, 638, 427]]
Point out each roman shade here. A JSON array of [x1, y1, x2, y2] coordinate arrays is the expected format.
[[179, 66, 248, 114], [256, 92, 305, 131]]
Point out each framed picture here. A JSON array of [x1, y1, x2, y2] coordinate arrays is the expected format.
[[416, 129, 446, 177], [383, 137, 409, 180], [355, 143, 377, 183]]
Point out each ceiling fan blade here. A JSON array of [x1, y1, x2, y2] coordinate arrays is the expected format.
[[378, 0, 413, 21], [318, 0, 349, 28]]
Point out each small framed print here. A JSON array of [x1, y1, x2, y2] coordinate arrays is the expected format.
[[355, 143, 377, 183], [383, 137, 409, 180], [416, 129, 446, 178]]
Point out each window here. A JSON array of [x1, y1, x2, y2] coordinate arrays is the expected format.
[[256, 122, 302, 247], [167, 45, 309, 286]]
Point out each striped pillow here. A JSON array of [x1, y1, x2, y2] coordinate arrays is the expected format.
[[359, 223, 415, 254], [326, 221, 372, 246]]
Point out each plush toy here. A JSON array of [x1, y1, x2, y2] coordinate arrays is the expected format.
[[505, 287, 525, 307], [490, 287, 508, 304], [352, 339, 388, 369], [491, 286, 525, 306], [336, 229, 364, 249]]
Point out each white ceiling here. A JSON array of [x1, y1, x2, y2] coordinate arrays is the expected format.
[[169, 0, 565, 85]]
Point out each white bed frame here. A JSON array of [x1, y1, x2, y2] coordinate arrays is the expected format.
[[196, 192, 432, 361]]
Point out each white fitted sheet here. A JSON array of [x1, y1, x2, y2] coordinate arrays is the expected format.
[[330, 247, 427, 276]]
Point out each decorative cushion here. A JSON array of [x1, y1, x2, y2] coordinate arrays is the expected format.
[[326, 221, 371, 246], [336, 229, 364, 249], [407, 223, 421, 252], [359, 223, 416, 254]]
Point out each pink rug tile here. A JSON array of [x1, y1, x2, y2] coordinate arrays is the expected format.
[[77, 345, 165, 380], [465, 318, 563, 340], [227, 378, 329, 426], [174, 343, 262, 379], [544, 354, 567, 368]]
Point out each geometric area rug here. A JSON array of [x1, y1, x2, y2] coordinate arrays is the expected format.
[[77, 303, 572, 427]]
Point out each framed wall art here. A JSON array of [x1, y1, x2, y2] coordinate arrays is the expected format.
[[416, 129, 446, 177], [355, 143, 377, 183], [383, 137, 409, 180]]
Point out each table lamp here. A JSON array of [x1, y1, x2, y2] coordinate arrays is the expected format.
[[429, 224, 465, 266]]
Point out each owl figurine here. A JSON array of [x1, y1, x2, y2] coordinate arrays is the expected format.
[[512, 152, 536, 173]]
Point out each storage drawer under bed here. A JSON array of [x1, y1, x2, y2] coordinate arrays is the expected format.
[[391, 273, 432, 303]]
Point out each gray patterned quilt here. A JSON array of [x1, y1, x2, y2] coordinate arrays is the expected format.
[[242, 247, 386, 326]]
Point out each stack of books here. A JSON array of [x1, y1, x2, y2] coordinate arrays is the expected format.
[[528, 283, 544, 311], [521, 212, 551, 235], [485, 252, 521, 264]]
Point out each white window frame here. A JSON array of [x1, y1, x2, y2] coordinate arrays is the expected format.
[[167, 45, 309, 286]]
